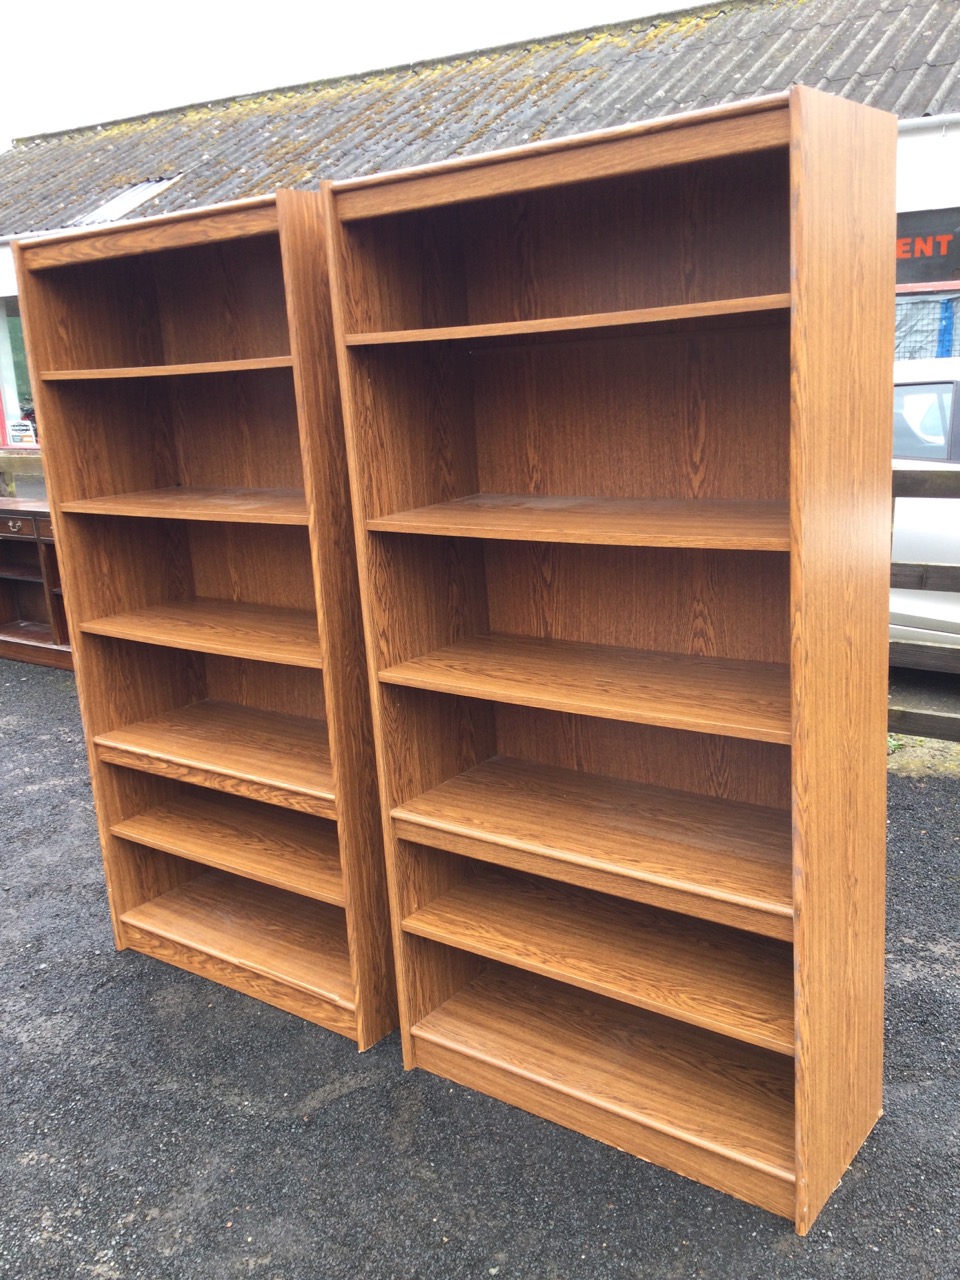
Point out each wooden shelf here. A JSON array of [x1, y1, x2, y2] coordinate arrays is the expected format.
[[61, 487, 309, 525], [344, 294, 791, 346], [394, 757, 792, 940], [40, 355, 293, 380], [94, 699, 336, 818], [0, 619, 72, 668], [381, 635, 791, 744], [112, 793, 344, 904], [404, 865, 793, 1053], [368, 495, 790, 550], [412, 966, 795, 1202], [80, 599, 323, 667], [0, 566, 45, 582], [121, 870, 354, 1013]]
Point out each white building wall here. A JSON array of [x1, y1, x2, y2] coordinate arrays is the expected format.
[[897, 116, 960, 212]]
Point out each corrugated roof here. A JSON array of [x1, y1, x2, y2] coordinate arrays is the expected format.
[[2, 0, 960, 237]]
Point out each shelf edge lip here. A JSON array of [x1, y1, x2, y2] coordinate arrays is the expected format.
[[367, 496, 791, 550], [401, 913, 795, 1056], [109, 818, 348, 908], [344, 294, 791, 346], [391, 808, 794, 920], [94, 739, 338, 810], [118, 910, 357, 1010], [379, 670, 792, 746], [78, 604, 324, 669], [60, 488, 310, 524], [411, 1022, 796, 1184], [40, 355, 294, 380]]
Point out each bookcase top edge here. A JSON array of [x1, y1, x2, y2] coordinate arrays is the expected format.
[[15, 193, 281, 270]]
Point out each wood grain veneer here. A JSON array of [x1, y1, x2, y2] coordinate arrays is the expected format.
[[16, 195, 396, 1048], [344, 295, 790, 345], [120, 870, 353, 1008], [381, 635, 791, 743], [393, 757, 792, 939], [111, 792, 344, 904], [788, 87, 895, 1233], [328, 87, 892, 1227], [41, 356, 293, 380], [94, 699, 336, 816], [368, 496, 790, 549], [61, 487, 309, 524], [412, 966, 795, 1206], [404, 865, 793, 1052], [80, 599, 324, 667]]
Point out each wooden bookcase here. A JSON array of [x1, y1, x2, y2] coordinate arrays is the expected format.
[[14, 195, 396, 1049], [325, 87, 895, 1230]]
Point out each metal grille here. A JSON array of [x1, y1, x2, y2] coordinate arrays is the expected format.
[[895, 295, 960, 359]]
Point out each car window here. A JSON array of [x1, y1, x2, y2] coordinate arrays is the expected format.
[[894, 382, 953, 459]]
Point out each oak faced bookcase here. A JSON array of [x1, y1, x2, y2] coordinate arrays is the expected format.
[[14, 194, 396, 1050], [324, 87, 895, 1231]]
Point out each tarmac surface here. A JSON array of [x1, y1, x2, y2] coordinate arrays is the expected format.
[[1, 659, 958, 1279]]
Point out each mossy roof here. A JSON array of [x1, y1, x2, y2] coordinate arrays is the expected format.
[[3, 0, 960, 236]]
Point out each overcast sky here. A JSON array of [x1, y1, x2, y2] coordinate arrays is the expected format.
[[1, 1, 697, 150]]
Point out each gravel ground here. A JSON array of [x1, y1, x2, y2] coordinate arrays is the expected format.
[[1, 659, 958, 1280]]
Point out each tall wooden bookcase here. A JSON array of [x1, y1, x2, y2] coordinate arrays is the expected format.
[[14, 194, 396, 1050], [325, 87, 895, 1230]]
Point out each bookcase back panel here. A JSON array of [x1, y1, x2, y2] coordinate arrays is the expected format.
[[382, 686, 790, 810], [367, 533, 490, 668], [380, 685, 498, 803], [43, 371, 304, 501], [204, 656, 327, 721], [372, 535, 789, 665], [353, 324, 789, 517], [484, 543, 788, 662], [349, 345, 479, 519], [473, 328, 789, 501], [79, 640, 327, 729], [79, 637, 206, 734], [31, 236, 290, 368], [64, 517, 316, 617], [342, 150, 789, 331], [495, 705, 790, 809]]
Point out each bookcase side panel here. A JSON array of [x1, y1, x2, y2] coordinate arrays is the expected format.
[[788, 88, 896, 1234], [277, 189, 397, 1048]]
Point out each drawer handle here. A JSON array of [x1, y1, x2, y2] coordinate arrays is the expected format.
[[6, 520, 23, 533]]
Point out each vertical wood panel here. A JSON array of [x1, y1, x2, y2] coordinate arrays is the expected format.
[[278, 189, 397, 1049], [789, 86, 895, 1235]]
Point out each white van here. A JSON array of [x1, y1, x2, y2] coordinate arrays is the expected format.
[[891, 357, 960, 649]]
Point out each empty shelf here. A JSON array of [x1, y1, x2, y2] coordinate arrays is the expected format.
[[413, 966, 795, 1191], [61, 487, 309, 525], [345, 294, 791, 346], [121, 870, 353, 1010], [405, 865, 793, 1052], [381, 635, 791, 744], [41, 355, 293, 380], [112, 793, 344, 904], [394, 757, 792, 939], [369, 495, 790, 550], [80, 599, 323, 667], [95, 699, 336, 817]]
